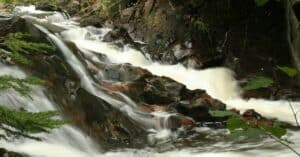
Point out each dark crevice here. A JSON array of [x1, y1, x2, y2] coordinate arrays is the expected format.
[[293, 2, 300, 21]]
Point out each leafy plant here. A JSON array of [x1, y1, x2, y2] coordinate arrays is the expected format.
[[0, 75, 66, 140], [243, 76, 274, 90], [0, 105, 67, 140], [5, 32, 55, 55], [209, 110, 286, 139], [193, 19, 209, 33], [209, 110, 300, 156], [278, 66, 298, 78], [0, 75, 45, 97], [0, 32, 55, 65]]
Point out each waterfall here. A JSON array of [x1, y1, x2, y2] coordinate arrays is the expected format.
[[0, 5, 300, 157], [0, 64, 102, 157]]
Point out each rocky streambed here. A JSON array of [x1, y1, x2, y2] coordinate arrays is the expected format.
[[0, 3, 300, 157]]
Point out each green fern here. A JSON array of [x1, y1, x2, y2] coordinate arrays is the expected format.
[[0, 75, 67, 140], [0, 75, 45, 97], [0, 105, 67, 139], [0, 32, 55, 65], [5, 32, 55, 55]]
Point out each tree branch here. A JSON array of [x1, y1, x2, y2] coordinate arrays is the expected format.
[[289, 100, 300, 127], [0, 125, 41, 141]]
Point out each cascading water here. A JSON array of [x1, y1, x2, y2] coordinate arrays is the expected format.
[[0, 5, 300, 157], [0, 63, 102, 157]]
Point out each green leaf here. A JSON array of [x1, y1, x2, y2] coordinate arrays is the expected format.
[[227, 117, 249, 131], [277, 66, 298, 78], [243, 76, 274, 90], [255, 0, 269, 7], [229, 128, 263, 139], [209, 110, 239, 118], [262, 121, 287, 138]]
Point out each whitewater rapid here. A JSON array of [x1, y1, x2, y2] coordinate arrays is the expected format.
[[0, 5, 299, 157], [60, 26, 300, 125]]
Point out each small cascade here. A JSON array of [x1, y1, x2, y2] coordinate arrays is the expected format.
[[57, 22, 300, 125], [33, 23, 177, 132], [0, 64, 102, 157]]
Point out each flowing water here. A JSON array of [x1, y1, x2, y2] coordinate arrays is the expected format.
[[0, 5, 300, 157]]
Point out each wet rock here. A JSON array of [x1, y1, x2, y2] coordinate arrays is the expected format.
[[0, 148, 27, 157], [61, 0, 81, 16], [174, 91, 226, 122], [64, 88, 148, 150], [101, 64, 151, 82], [28, 49, 148, 150], [98, 63, 226, 122], [80, 17, 103, 28], [36, 4, 63, 12], [33, 58, 148, 150], [142, 76, 185, 104], [242, 109, 273, 127], [137, 103, 168, 113], [0, 16, 26, 37], [102, 28, 135, 46]]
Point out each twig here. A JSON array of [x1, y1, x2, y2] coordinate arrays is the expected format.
[[259, 125, 300, 156], [220, 31, 229, 51], [268, 133, 300, 157], [149, 0, 157, 14], [0, 126, 41, 141], [288, 100, 300, 127]]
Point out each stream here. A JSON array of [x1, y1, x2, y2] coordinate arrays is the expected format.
[[0, 5, 300, 157]]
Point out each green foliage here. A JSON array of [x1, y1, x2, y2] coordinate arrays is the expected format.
[[5, 32, 55, 55], [193, 19, 209, 32], [0, 105, 66, 140], [278, 66, 298, 78], [0, 75, 44, 97], [100, 0, 124, 16], [0, 74, 66, 140], [243, 76, 274, 90], [209, 110, 287, 139], [0, 32, 55, 65], [209, 110, 239, 117], [0, 31, 64, 140], [229, 127, 264, 139], [265, 120, 287, 138], [255, 0, 269, 7], [87, 0, 137, 17]]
